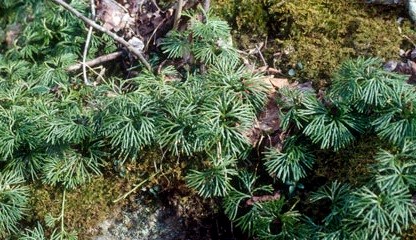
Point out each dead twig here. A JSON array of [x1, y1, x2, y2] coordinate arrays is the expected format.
[[397, 20, 416, 48], [203, 0, 210, 13], [50, 0, 152, 71], [145, 18, 167, 50], [113, 173, 158, 203], [67, 51, 123, 72], [255, 44, 268, 67], [173, 0, 184, 30], [82, 0, 96, 85]]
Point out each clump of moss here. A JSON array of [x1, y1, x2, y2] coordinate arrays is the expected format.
[[213, 0, 415, 85], [30, 175, 130, 238], [403, 224, 416, 240], [214, 0, 270, 36], [27, 149, 204, 238], [313, 135, 387, 187]]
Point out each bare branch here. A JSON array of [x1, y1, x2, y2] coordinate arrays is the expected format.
[[203, 0, 210, 12], [50, 0, 152, 71], [173, 0, 184, 30], [67, 51, 123, 72], [82, 0, 96, 85]]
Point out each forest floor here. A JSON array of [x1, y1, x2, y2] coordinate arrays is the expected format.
[[26, 0, 416, 239]]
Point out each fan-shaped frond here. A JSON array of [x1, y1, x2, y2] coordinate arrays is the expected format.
[[300, 96, 365, 150], [347, 187, 415, 237], [223, 171, 273, 220], [0, 171, 29, 236], [200, 92, 254, 156], [372, 83, 416, 146], [186, 155, 237, 198], [277, 87, 314, 132], [310, 181, 351, 228], [207, 59, 268, 111], [264, 138, 315, 183], [330, 57, 406, 113], [157, 101, 202, 156], [372, 141, 416, 191], [160, 30, 192, 59], [42, 149, 102, 189]]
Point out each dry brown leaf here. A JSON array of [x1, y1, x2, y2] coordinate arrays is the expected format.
[[264, 76, 290, 90], [5, 24, 21, 47]]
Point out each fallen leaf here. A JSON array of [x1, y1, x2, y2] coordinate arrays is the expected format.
[[267, 76, 290, 89]]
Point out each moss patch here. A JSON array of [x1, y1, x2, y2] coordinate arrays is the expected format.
[[213, 0, 415, 85], [313, 135, 387, 187], [30, 174, 131, 238], [27, 150, 207, 239]]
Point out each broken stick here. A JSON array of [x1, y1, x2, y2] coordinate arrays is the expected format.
[[50, 0, 152, 71]]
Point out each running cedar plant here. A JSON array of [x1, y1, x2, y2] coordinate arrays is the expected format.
[[263, 137, 315, 183], [1, 1, 416, 239], [160, 8, 239, 65], [0, 171, 29, 237], [0, 2, 268, 238], [310, 143, 416, 239]]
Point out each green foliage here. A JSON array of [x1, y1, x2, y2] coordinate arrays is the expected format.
[[300, 96, 365, 150], [347, 187, 415, 239], [372, 141, 416, 191], [42, 149, 102, 190], [311, 180, 416, 240], [19, 222, 57, 240], [330, 57, 416, 147], [1, 0, 416, 239], [278, 87, 313, 131], [207, 58, 268, 111], [372, 83, 416, 146], [310, 181, 351, 231], [330, 57, 400, 112], [161, 9, 239, 65], [186, 155, 237, 198], [157, 100, 202, 156], [200, 92, 254, 156], [0, 171, 29, 237], [223, 171, 273, 220], [237, 198, 313, 239], [223, 171, 311, 239], [264, 137, 315, 183], [100, 86, 157, 158], [309, 145, 416, 239], [279, 87, 365, 151]]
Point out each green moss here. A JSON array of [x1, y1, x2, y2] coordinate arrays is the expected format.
[[27, 149, 196, 239], [403, 224, 416, 240], [30, 175, 128, 238], [313, 135, 386, 186], [213, 0, 415, 85]]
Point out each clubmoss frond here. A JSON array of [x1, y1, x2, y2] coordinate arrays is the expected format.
[[264, 137, 315, 183], [300, 96, 365, 150], [186, 155, 237, 198], [42, 148, 102, 189], [372, 83, 416, 147], [0, 171, 29, 237]]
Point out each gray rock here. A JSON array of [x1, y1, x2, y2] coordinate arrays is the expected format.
[[366, 0, 404, 4], [408, 0, 416, 22]]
